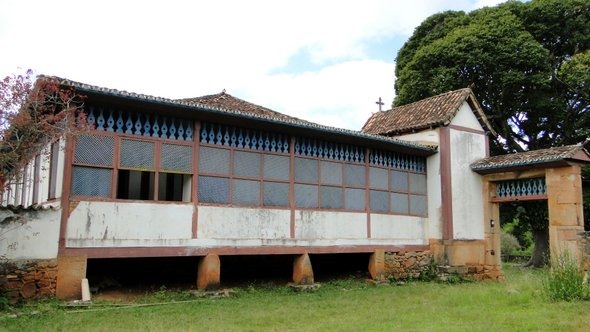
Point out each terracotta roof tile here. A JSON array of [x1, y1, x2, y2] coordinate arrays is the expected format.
[[362, 88, 495, 136], [179, 92, 310, 124], [471, 144, 590, 174]]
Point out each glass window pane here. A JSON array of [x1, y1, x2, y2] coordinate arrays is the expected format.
[[263, 182, 289, 206], [120, 139, 154, 170], [369, 167, 388, 189], [410, 195, 427, 216], [320, 186, 343, 209], [199, 147, 229, 175], [71, 166, 112, 197], [295, 158, 318, 183], [74, 135, 114, 166], [234, 151, 261, 178], [232, 179, 260, 206], [345, 188, 365, 211], [264, 155, 290, 180], [345, 164, 365, 187], [390, 170, 408, 192], [391, 192, 409, 214], [295, 183, 318, 208], [198, 176, 229, 203], [370, 190, 389, 213], [161, 144, 192, 172], [409, 173, 427, 194], [320, 161, 342, 185]]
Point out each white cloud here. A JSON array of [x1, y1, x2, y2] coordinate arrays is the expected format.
[[0, 0, 508, 130]]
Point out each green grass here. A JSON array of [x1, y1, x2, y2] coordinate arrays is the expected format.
[[2, 265, 590, 331]]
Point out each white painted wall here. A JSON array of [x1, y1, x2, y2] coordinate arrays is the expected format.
[[199, 206, 290, 239], [64, 202, 430, 248], [396, 128, 440, 147], [449, 127, 486, 240], [370, 214, 428, 245], [452, 102, 483, 130], [0, 208, 61, 259], [295, 210, 366, 239], [67, 201, 193, 242]]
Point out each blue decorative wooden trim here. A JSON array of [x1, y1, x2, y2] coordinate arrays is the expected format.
[[294, 137, 365, 163], [200, 122, 289, 153], [495, 178, 546, 198], [84, 106, 193, 141], [369, 149, 426, 173]]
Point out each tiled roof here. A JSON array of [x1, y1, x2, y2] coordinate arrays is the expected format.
[[44, 76, 437, 154], [362, 88, 495, 136], [179, 92, 309, 123], [471, 144, 590, 174]]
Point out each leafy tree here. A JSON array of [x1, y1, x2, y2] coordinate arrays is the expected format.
[[394, 0, 590, 267], [395, 0, 590, 153], [0, 71, 87, 191]]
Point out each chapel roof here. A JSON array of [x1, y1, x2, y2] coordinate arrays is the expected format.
[[361, 88, 496, 136], [471, 144, 590, 174], [44, 75, 437, 155]]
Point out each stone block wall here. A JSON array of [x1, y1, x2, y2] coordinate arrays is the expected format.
[[0, 259, 57, 303], [384, 251, 432, 280], [384, 250, 503, 281]]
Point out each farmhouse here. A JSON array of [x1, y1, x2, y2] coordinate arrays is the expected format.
[[1, 77, 588, 301]]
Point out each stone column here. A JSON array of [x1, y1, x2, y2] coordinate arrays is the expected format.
[[293, 253, 314, 285], [56, 254, 87, 300], [197, 254, 220, 290], [546, 166, 585, 262]]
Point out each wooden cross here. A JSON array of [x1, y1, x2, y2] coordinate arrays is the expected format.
[[375, 97, 384, 111]]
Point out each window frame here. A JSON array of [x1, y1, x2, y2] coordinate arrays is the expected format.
[[71, 132, 193, 203], [197, 141, 291, 208]]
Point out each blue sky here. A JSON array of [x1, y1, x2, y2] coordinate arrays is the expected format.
[[0, 0, 506, 130]]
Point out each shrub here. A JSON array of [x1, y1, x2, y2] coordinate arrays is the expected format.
[[543, 252, 590, 301], [501, 232, 521, 256]]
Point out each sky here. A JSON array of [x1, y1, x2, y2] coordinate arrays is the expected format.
[[0, 0, 506, 130]]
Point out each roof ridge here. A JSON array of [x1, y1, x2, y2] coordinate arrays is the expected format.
[[390, 87, 472, 112]]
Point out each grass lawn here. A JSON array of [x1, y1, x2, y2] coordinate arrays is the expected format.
[[2, 264, 589, 331]]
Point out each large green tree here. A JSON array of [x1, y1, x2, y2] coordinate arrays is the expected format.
[[395, 0, 590, 154], [394, 0, 590, 267]]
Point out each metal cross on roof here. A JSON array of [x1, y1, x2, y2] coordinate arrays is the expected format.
[[375, 97, 384, 112]]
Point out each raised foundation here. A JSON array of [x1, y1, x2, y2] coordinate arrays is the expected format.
[[384, 251, 432, 280], [292, 253, 314, 285], [0, 259, 58, 304], [368, 249, 385, 280], [56, 255, 87, 300], [383, 249, 503, 281], [197, 254, 220, 290]]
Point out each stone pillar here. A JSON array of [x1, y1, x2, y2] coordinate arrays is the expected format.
[[368, 249, 385, 280], [546, 166, 585, 262], [293, 253, 314, 285], [197, 254, 220, 290], [56, 255, 87, 300]]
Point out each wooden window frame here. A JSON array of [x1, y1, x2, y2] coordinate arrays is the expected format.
[[71, 132, 193, 203]]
